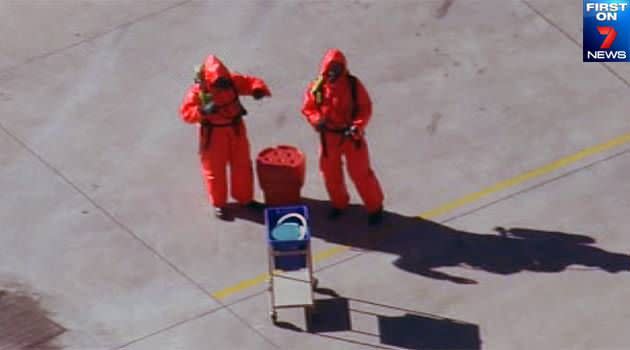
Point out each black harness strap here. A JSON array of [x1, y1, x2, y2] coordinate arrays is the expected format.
[[198, 83, 247, 154], [347, 74, 362, 150], [200, 84, 247, 116], [199, 116, 243, 154], [319, 75, 361, 157], [320, 125, 345, 157], [348, 74, 358, 120]]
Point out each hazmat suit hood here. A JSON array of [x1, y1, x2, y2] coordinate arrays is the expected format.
[[319, 49, 348, 76], [202, 55, 231, 84]]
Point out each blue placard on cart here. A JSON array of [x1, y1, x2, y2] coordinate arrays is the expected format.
[[265, 205, 310, 270]]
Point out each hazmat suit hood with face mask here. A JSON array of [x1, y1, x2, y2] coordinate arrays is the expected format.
[[201, 55, 231, 86], [319, 49, 348, 83]]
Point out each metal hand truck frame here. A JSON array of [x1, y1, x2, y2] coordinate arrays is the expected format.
[[265, 205, 318, 323]]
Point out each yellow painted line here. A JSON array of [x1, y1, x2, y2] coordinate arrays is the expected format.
[[313, 245, 351, 263], [212, 272, 269, 300], [419, 132, 630, 219], [211, 132, 630, 300], [211, 246, 351, 299]]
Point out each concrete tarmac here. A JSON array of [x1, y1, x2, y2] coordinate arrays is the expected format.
[[1, 1, 629, 349]]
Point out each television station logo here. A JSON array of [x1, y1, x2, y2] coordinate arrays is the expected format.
[[583, 0, 630, 62]]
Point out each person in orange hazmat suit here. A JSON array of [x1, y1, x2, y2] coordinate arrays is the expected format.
[[301, 49, 384, 225], [180, 55, 271, 220]]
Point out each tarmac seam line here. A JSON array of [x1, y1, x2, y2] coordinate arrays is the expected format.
[[114, 306, 224, 349], [0, 0, 193, 80], [440, 145, 630, 224], [521, 0, 630, 88], [0, 121, 280, 349], [117, 251, 369, 348]]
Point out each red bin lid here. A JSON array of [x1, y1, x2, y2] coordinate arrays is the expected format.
[[257, 145, 304, 167]]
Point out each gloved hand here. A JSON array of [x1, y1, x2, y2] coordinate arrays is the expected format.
[[252, 89, 266, 100], [199, 102, 217, 115], [345, 125, 362, 140]]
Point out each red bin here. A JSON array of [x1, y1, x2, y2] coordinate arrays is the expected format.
[[261, 187, 302, 206], [256, 145, 305, 206]]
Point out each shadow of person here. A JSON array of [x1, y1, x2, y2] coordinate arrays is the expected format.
[[229, 197, 630, 284]]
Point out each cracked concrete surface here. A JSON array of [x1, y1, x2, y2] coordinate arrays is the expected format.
[[1, 1, 629, 349]]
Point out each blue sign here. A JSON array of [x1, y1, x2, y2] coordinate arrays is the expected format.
[[583, 0, 630, 62]]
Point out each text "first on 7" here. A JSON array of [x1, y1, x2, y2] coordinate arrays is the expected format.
[[586, 2, 629, 21]]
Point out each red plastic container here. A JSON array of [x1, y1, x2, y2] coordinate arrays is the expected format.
[[256, 145, 305, 205], [262, 187, 302, 206]]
